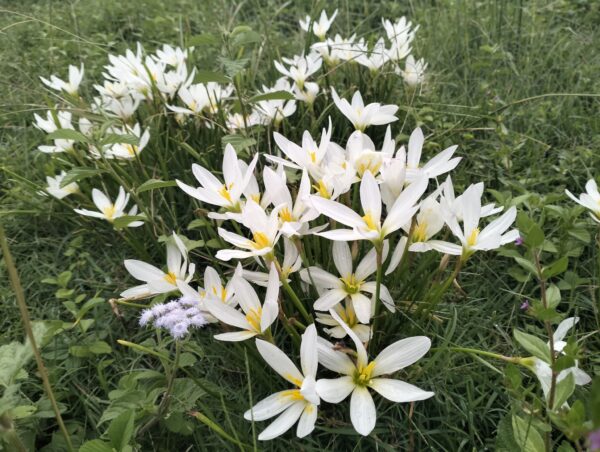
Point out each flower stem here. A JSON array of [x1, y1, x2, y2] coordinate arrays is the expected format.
[[0, 223, 74, 452], [280, 277, 313, 324]]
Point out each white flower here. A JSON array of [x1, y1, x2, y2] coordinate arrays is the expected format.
[[40, 63, 84, 95], [216, 200, 282, 261], [169, 82, 232, 115], [204, 264, 279, 341], [356, 38, 390, 72], [316, 302, 371, 342], [311, 170, 428, 244], [33, 110, 73, 134], [103, 123, 150, 160], [442, 176, 503, 221], [42, 171, 79, 200], [226, 112, 262, 131], [407, 196, 446, 252], [154, 44, 189, 68], [255, 78, 297, 125], [316, 310, 433, 436], [300, 9, 338, 39], [300, 241, 393, 323], [530, 317, 591, 404], [565, 178, 600, 223], [74, 186, 143, 227], [176, 144, 258, 214], [403, 127, 461, 183], [330, 88, 398, 131], [400, 55, 428, 86], [345, 128, 394, 179], [121, 233, 195, 298], [382, 17, 418, 62], [239, 238, 302, 286], [293, 81, 319, 104], [244, 324, 320, 440], [274, 53, 322, 89], [428, 184, 518, 256]]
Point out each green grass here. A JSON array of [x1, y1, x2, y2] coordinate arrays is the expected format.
[[1, 0, 599, 450]]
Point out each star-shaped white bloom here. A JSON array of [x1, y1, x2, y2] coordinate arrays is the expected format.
[[331, 88, 398, 131], [299, 9, 338, 39], [40, 63, 84, 95], [565, 178, 600, 223], [74, 186, 143, 227]]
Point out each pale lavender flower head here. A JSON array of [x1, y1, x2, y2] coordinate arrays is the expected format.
[[139, 298, 207, 339], [514, 236, 524, 246], [589, 429, 600, 451], [520, 299, 530, 311]]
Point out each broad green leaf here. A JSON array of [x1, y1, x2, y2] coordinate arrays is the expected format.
[[545, 284, 561, 309], [221, 135, 256, 151], [219, 56, 249, 77], [231, 29, 262, 47], [511, 415, 545, 452], [0, 321, 50, 386], [107, 409, 135, 450], [194, 70, 230, 84], [513, 256, 538, 275], [249, 90, 295, 103], [79, 439, 113, 452], [70, 340, 112, 357], [513, 329, 550, 363], [60, 168, 106, 187], [136, 179, 177, 194], [187, 218, 210, 230], [542, 256, 568, 279], [552, 372, 575, 410], [46, 129, 89, 143], [516, 213, 544, 248]]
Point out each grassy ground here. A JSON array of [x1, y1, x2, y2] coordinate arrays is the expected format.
[[1, 0, 599, 450]]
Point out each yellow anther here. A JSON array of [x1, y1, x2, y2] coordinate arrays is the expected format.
[[467, 228, 480, 247], [355, 361, 376, 386], [250, 232, 270, 250], [413, 222, 428, 242], [164, 271, 177, 285], [279, 389, 305, 401], [313, 180, 330, 199], [362, 212, 378, 231], [245, 307, 262, 332], [279, 207, 294, 223], [340, 274, 362, 294], [309, 151, 317, 163], [218, 183, 234, 202], [102, 204, 116, 221]]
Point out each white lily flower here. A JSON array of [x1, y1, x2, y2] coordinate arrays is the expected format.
[[33, 110, 74, 134], [300, 9, 338, 39], [41, 171, 79, 200], [176, 144, 258, 215], [216, 200, 282, 261], [244, 324, 320, 440], [40, 63, 84, 95], [331, 88, 398, 131], [204, 264, 279, 341], [103, 123, 150, 160], [311, 170, 428, 244], [240, 238, 302, 287], [403, 127, 461, 183], [74, 186, 143, 227], [293, 81, 319, 104], [263, 168, 320, 237], [154, 44, 189, 68], [356, 38, 390, 72], [274, 53, 322, 89], [382, 17, 418, 62], [428, 184, 518, 256], [400, 55, 428, 86], [407, 197, 446, 252], [382, 17, 418, 42], [99, 95, 141, 120], [346, 128, 394, 179], [121, 233, 194, 298], [300, 241, 393, 323], [442, 176, 503, 221], [316, 310, 434, 436], [565, 178, 600, 223], [255, 78, 297, 125], [530, 317, 591, 403], [226, 112, 262, 131], [316, 301, 372, 342]]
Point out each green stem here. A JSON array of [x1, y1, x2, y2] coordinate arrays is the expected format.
[[280, 277, 313, 324], [447, 347, 521, 363], [0, 224, 74, 452]]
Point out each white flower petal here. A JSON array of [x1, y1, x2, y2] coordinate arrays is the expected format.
[[258, 401, 305, 441], [256, 339, 304, 385], [369, 378, 434, 402], [372, 336, 431, 377], [316, 376, 355, 403], [350, 386, 376, 436]]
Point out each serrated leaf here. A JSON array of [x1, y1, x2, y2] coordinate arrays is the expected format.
[[513, 329, 550, 362], [136, 179, 177, 194], [511, 415, 545, 452], [46, 129, 89, 143], [542, 256, 568, 279], [249, 90, 295, 103], [108, 409, 135, 450], [60, 168, 106, 187]]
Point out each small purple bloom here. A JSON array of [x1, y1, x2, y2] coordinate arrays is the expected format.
[[589, 429, 600, 451], [520, 299, 530, 310], [139, 297, 208, 339], [515, 236, 524, 246]]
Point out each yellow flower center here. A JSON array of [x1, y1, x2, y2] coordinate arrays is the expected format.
[[466, 228, 480, 247], [125, 144, 138, 156], [188, 99, 198, 111], [354, 361, 376, 386], [250, 232, 271, 250], [279, 207, 294, 223], [340, 274, 362, 295], [362, 212, 378, 231], [413, 222, 428, 242], [245, 307, 262, 332], [250, 193, 261, 204], [164, 271, 177, 285], [309, 151, 317, 163], [102, 204, 116, 221], [211, 286, 228, 302], [313, 180, 330, 199], [279, 389, 305, 401], [338, 302, 358, 327], [218, 183, 234, 202]]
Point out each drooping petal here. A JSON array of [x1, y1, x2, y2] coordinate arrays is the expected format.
[[124, 259, 164, 282], [256, 339, 304, 386], [204, 299, 251, 330], [310, 195, 364, 228], [257, 402, 305, 441], [316, 337, 356, 375], [350, 386, 376, 436], [300, 267, 342, 289], [313, 289, 347, 311], [214, 330, 257, 342], [296, 404, 318, 438], [244, 391, 297, 421]]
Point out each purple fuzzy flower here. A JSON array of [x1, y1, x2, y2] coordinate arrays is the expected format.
[[514, 236, 524, 246], [520, 299, 530, 310], [589, 429, 600, 451], [139, 297, 208, 339]]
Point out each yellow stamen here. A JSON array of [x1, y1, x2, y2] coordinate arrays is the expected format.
[[218, 183, 234, 202], [279, 389, 305, 401], [124, 144, 138, 156], [284, 374, 304, 387], [250, 232, 270, 250], [164, 271, 177, 285], [413, 222, 428, 242], [362, 212, 378, 231], [309, 151, 317, 163], [279, 207, 294, 223], [245, 307, 262, 332], [250, 193, 261, 204], [467, 228, 480, 247], [354, 361, 376, 386], [340, 274, 362, 294], [102, 204, 116, 221], [313, 180, 330, 199]]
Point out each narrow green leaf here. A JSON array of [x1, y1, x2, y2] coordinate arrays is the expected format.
[[60, 168, 106, 187], [136, 179, 177, 194], [249, 90, 295, 103], [112, 215, 146, 229], [552, 372, 575, 410], [46, 129, 89, 143], [194, 70, 230, 84], [101, 133, 140, 146], [542, 256, 568, 279]]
